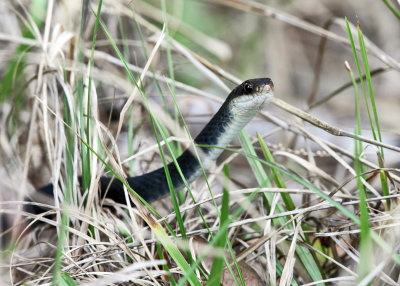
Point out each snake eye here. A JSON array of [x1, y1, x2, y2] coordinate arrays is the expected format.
[[243, 82, 253, 93]]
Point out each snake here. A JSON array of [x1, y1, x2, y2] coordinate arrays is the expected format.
[[27, 78, 274, 213]]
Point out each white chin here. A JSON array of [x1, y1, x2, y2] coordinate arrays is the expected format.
[[234, 93, 272, 109]]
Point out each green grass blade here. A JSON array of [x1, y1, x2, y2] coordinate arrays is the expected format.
[[129, 10, 179, 178], [257, 132, 295, 211], [94, 9, 204, 285], [382, 0, 400, 19], [52, 53, 76, 286], [59, 273, 77, 286], [357, 21, 383, 148], [356, 21, 390, 209], [239, 130, 272, 188], [238, 131, 324, 284], [79, 0, 93, 191], [78, 135, 202, 286], [346, 18, 390, 208], [0, 0, 46, 102], [344, 18, 376, 142], [94, 7, 180, 220], [355, 143, 373, 284], [207, 165, 231, 286], [179, 183, 261, 286], [156, 242, 178, 286], [82, 0, 103, 189], [215, 144, 400, 266], [345, 61, 373, 283], [160, 0, 182, 163], [158, 0, 194, 264], [164, 81, 216, 231], [53, 1, 101, 283], [153, 224, 203, 286], [149, 115, 193, 258]]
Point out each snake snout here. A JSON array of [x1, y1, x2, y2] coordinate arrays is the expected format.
[[254, 78, 274, 94], [263, 80, 274, 93], [268, 80, 274, 91]]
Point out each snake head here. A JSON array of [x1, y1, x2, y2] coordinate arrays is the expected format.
[[228, 78, 274, 112]]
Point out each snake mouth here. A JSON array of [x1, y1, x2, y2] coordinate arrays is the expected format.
[[256, 81, 274, 94]]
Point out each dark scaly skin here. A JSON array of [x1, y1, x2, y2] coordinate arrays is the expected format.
[[29, 78, 273, 210]]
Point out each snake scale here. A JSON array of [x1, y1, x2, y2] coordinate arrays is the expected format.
[[28, 78, 274, 213]]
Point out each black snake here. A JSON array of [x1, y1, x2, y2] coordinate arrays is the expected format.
[[29, 78, 274, 212]]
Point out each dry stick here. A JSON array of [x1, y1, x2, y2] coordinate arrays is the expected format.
[[171, 40, 230, 93], [308, 19, 333, 107], [271, 97, 400, 153], [190, 51, 241, 85], [280, 218, 301, 285], [257, 105, 400, 184]]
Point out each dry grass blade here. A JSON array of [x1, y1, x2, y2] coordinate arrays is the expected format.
[[279, 218, 301, 286], [115, 27, 165, 140]]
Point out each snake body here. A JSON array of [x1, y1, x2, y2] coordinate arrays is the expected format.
[[32, 78, 274, 208]]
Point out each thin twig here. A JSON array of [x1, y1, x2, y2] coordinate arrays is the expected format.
[[271, 97, 400, 153]]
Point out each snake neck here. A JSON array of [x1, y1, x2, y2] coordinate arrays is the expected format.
[[116, 101, 262, 202], [194, 102, 260, 162]]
